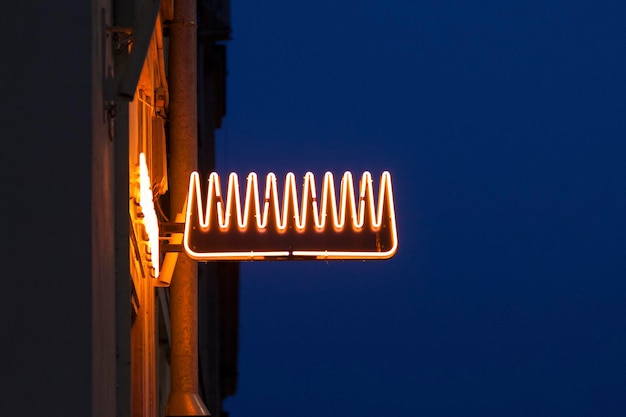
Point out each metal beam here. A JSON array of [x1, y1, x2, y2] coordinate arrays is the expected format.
[[117, 0, 162, 99]]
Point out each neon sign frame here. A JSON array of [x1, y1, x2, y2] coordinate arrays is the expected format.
[[183, 171, 398, 261]]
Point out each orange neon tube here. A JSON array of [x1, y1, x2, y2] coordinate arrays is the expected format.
[[139, 153, 160, 277]]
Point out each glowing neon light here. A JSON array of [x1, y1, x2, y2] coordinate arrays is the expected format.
[[184, 171, 398, 260], [139, 153, 160, 277]]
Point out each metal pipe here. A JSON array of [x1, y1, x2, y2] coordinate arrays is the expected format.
[[165, 0, 210, 414]]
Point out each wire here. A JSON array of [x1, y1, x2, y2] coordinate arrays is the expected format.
[[154, 192, 170, 223]]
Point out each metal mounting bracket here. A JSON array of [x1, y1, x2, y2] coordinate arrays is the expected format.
[[155, 217, 185, 287]]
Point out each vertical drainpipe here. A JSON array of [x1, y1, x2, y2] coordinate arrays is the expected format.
[[165, 0, 211, 414]]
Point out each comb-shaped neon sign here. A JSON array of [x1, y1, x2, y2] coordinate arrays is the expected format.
[[183, 171, 398, 260]]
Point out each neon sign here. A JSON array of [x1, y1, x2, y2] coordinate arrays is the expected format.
[[138, 153, 160, 277], [183, 171, 398, 260]]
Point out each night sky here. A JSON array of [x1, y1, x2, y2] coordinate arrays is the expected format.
[[214, 1, 626, 416]]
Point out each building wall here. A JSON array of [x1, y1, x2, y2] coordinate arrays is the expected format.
[[127, 17, 171, 415], [0, 1, 237, 416], [0, 1, 103, 416], [93, 1, 117, 417]]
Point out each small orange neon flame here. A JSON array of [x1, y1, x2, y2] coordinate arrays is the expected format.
[[184, 171, 398, 260], [139, 153, 160, 277]]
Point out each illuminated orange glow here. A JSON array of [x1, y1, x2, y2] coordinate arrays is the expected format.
[[183, 171, 398, 260], [139, 153, 160, 277]]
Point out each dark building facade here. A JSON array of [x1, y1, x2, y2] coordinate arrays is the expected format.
[[0, 1, 238, 416]]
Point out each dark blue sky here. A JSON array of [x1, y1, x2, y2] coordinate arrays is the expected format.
[[215, 1, 626, 416]]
